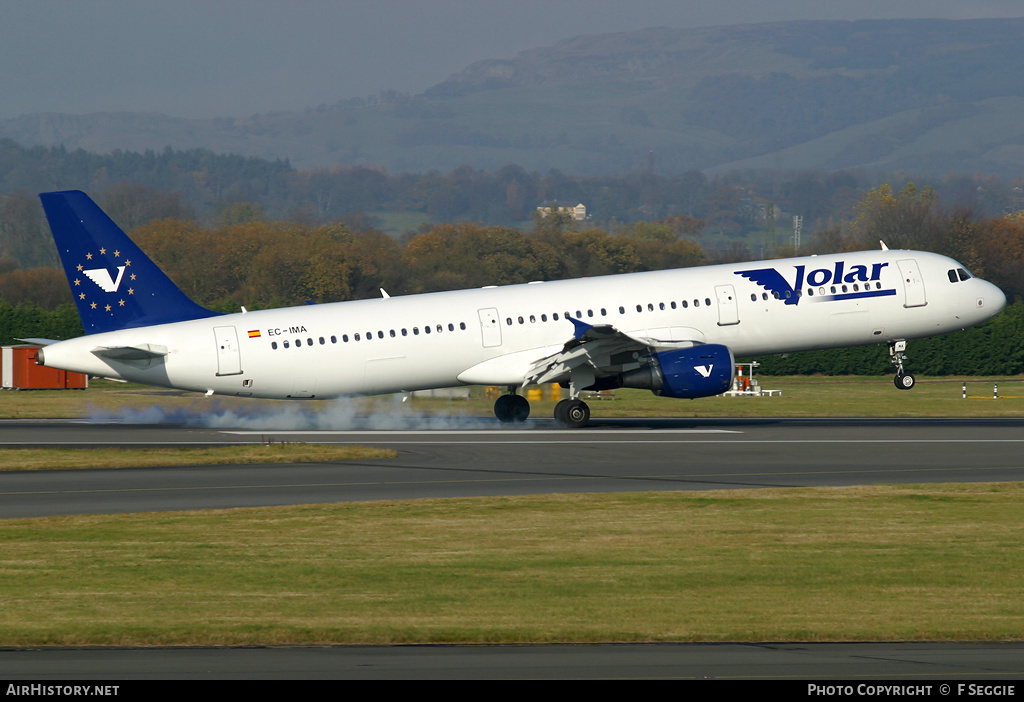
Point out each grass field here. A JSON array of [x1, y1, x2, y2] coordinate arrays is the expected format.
[[2, 484, 1022, 645], [2, 377, 1023, 645]]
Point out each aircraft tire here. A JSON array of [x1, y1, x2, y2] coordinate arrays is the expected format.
[[557, 399, 590, 429], [894, 373, 916, 390], [553, 399, 571, 426], [494, 394, 530, 422]]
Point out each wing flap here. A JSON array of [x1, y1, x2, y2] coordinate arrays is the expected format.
[[524, 317, 703, 388]]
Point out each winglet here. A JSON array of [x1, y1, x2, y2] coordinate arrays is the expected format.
[[566, 315, 593, 340], [40, 190, 221, 334]]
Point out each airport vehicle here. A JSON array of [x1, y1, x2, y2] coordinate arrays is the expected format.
[[34, 190, 1005, 427]]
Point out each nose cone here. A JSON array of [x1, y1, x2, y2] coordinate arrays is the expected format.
[[977, 280, 1006, 320], [989, 281, 1007, 315]]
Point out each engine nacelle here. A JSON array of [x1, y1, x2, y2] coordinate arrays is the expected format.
[[620, 344, 735, 399]]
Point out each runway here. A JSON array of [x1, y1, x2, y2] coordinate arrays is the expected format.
[[3, 417, 1024, 519], [4, 416, 1024, 680]]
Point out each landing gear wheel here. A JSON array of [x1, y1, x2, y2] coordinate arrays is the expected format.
[[553, 399, 571, 426], [555, 399, 590, 429], [895, 373, 916, 390], [494, 394, 530, 422]]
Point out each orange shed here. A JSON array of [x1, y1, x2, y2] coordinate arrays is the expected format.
[[1, 345, 88, 390]]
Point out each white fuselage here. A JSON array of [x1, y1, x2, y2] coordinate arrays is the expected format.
[[38, 250, 1005, 399]]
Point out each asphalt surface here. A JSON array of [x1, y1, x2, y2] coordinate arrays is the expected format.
[[3, 417, 1024, 518], [3, 416, 1024, 680]]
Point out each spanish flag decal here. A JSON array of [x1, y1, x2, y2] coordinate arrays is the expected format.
[[248, 330, 261, 338]]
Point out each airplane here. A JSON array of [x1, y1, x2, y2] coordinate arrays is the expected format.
[[32, 190, 1006, 428]]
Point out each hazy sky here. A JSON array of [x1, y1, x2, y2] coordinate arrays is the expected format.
[[3, 0, 1023, 120]]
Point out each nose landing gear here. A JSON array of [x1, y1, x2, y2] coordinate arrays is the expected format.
[[890, 340, 916, 390]]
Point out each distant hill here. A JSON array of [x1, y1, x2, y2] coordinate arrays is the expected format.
[[4, 18, 1024, 176]]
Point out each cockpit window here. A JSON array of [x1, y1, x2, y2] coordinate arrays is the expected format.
[[949, 268, 974, 283], [958, 268, 971, 281]]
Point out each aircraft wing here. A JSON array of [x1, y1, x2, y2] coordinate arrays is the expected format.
[[522, 316, 698, 387]]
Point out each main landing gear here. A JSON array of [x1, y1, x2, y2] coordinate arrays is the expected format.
[[493, 391, 530, 423], [493, 388, 591, 428], [553, 398, 590, 429], [890, 340, 916, 390]]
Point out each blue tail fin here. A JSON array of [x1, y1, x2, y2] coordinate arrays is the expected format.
[[40, 190, 221, 334]]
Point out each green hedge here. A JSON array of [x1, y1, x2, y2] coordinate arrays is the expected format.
[[746, 302, 1024, 376]]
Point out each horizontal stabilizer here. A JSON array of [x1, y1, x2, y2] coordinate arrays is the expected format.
[[16, 338, 60, 346], [91, 344, 169, 362]]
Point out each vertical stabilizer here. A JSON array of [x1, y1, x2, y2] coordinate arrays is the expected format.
[[40, 190, 220, 334]]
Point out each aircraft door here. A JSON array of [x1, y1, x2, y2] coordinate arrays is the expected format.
[[897, 259, 927, 308], [214, 326, 243, 376], [714, 284, 740, 326], [478, 308, 502, 347]]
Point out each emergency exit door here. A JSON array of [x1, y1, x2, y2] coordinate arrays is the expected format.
[[214, 326, 243, 376]]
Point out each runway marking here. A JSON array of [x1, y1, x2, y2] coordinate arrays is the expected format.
[[219, 429, 741, 436], [7, 437, 1024, 446]]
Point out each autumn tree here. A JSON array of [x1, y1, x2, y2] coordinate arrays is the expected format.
[[847, 182, 943, 251]]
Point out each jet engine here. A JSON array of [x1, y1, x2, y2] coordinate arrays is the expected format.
[[615, 344, 735, 399]]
